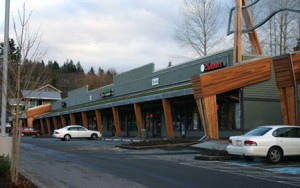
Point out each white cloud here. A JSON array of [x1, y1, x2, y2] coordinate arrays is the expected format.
[[0, 0, 193, 73]]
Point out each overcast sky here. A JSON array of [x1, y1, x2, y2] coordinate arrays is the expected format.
[[0, 0, 230, 73]]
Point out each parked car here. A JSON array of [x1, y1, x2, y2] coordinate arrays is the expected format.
[[53, 125, 101, 141], [227, 125, 300, 164], [20, 127, 41, 137]]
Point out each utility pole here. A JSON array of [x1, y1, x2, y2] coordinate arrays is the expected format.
[[1, 0, 10, 137]]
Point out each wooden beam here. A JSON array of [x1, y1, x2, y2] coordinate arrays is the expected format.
[[95, 109, 103, 133], [52, 117, 58, 130], [39, 119, 45, 135], [273, 53, 300, 125], [286, 87, 297, 125], [242, 0, 262, 54], [192, 57, 271, 98], [134, 103, 144, 137], [81, 112, 88, 129], [46, 118, 51, 135], [70, 113, 76, 125], [234, 0, 243, 63], [162, 99, 174, 140], [202, 95, 219, 139], [112, 107, 121, 137], [61, 115, 66, 127]]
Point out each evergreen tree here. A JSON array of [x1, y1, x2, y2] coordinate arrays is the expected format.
[[98, 67, 104, 75], [88, 66, 95, 75], [76, 61, 84, 73]]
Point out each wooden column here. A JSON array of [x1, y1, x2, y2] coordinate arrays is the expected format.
[[273, 53, 300, 125], [162, 99, 174, 140], [61, 115, 66, 127], [39, 119, 45, 135], [279, 87, 297, 125], [95, 109, 103, 133], [81, 112, 88, 129], [195, 99, 206, 134], [27, 117, 34, 128], [53, 116, 58, 130], [46, 118, 51, 135], [112, 107, 121, 137], [134, 103, 144, 137], [234, 0, 243, 63], [202, 95, 219, 139], [70, 113, 76, 125]]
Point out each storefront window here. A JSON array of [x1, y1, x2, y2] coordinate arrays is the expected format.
[[217, 90, 240, 130]]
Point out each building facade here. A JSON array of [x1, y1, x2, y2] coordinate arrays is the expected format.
[[33, 49, 283, 139]]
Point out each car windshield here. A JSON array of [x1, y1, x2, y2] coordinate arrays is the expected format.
[[244, 127, 272, 136]]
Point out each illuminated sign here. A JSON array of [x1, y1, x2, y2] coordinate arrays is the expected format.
[[152, 78, 159, 86], [100, 89, 114, 98], [200, 62, 225, 72]]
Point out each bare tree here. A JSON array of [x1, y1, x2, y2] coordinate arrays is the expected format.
[[260, 0, 300, 56], [175, 0, 223, 57], [8, 4, 48, 184]]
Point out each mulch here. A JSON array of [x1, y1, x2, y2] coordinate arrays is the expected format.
[[0, 174, 37, 188]]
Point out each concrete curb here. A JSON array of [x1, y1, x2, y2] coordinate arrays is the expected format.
[[118, 141, 199, 150], [194, 154, 240, 161]]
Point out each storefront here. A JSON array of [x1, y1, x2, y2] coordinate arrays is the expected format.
[[32, 49, 283, 139]]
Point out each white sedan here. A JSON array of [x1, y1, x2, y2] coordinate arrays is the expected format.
[[53, 125, 102, 141], [226, 125, 300, 163]]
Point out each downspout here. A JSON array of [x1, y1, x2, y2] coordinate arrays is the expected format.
[[198, 98, 208, 142], [289, 53, 299, 125]]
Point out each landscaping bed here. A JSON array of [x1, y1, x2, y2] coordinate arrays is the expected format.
[[0, 174, 36, 188], [119, 139, 199, 149]]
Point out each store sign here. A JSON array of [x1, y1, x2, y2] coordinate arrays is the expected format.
[[200, 61, 225, 72], [152, 78, 159, 86], [100, 88, 114, 98]]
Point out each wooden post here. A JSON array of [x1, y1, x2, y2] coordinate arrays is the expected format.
[[46, 118, 51, 135], [112, 107, 121, 137], [162, 99, 174, 140], [95, 109, 103, 133], [234, 0, 243, 63], [61, 115, 66, 127], [81, 112, 88, 129], [134, 103, 144, 137], [279, 87, 297, 125], [242, 0, 262, 55], [202, 95, 219, 139], [39, 119, 45, 135], [70, 113, 76, 125], [52, 117, 58, 130]]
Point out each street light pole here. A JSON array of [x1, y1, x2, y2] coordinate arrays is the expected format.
[[1, 0, 10, 137]]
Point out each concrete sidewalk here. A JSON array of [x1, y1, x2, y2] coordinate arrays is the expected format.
[[191, 140, 229, 151]]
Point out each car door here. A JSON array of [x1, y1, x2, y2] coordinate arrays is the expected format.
[[275, 127, 300, 155], [68, 127, 79, 138], [77, 127, 89, 137]]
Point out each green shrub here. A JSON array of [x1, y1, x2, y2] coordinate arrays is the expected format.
[[0, 155, 10, 176]]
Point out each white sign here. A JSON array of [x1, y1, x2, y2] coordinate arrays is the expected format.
[[152, 78, 159, 86]]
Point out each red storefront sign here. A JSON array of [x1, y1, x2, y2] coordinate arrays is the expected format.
[[200, 62, 225, 72]]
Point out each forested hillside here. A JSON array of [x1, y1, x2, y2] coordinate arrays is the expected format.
[[1, 39, 116, 98]]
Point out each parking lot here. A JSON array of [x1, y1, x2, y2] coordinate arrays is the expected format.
[[20, 137, 300, 187]]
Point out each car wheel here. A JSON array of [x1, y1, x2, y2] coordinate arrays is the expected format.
[[21, 133, 24, 137], [91, 134, 98, 140], [36, 133, 40, 137], [267, 147, 282, 164], [64, 134, 71, 141]]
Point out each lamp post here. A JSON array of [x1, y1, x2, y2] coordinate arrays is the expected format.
[[1, 0, 10, 137]]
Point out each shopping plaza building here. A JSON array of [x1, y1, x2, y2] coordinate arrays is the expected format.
[[28, 49, 284, 139]]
